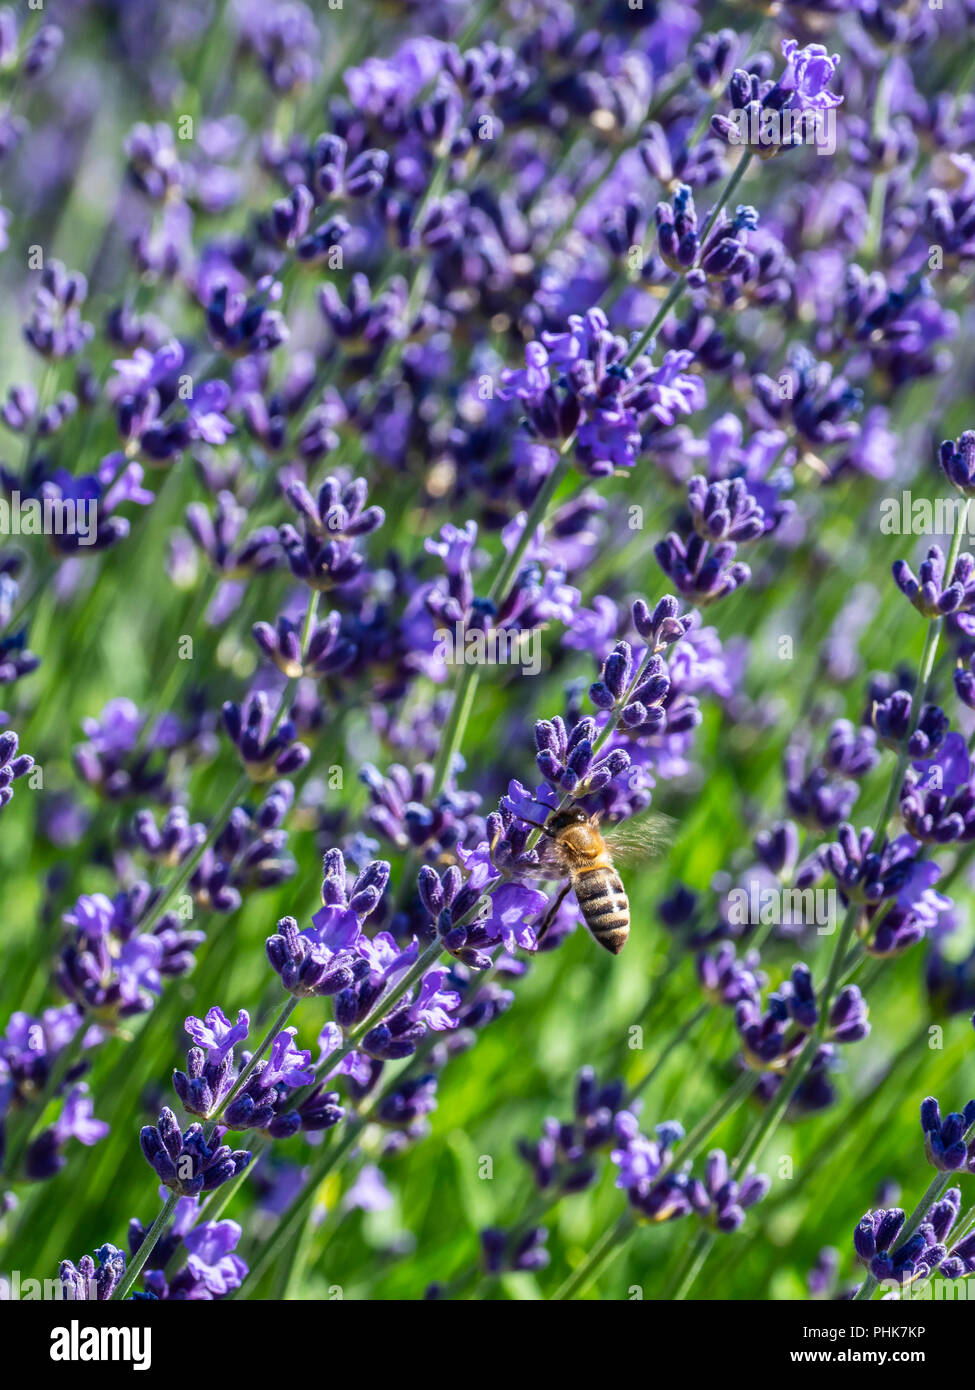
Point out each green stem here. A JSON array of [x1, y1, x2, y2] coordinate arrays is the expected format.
[[144, 771, 250, 928], [487, 438, 575, 607], [239, 1119, 364, 1293], [622, 277, 686, 366], [623, 150, 754, 369], [626, 1003, 710, 1103], [112, 1193, 179, 1301], [672, 1228, 716, 1301], [670, 1067, 759, 1171], [699, 148, 754, 244], [430, 665, 481, 801], [863, 63, 894, 265], [551, 1209, 636, 1300]]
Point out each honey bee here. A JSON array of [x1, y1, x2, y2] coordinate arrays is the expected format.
[[514, 803, 670, 955]]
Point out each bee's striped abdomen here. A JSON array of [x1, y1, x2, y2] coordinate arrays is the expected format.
[[574, 862, 630, 954]]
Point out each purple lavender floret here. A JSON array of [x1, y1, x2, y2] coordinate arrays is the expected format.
[[360, 966, 461, 1062], [59, 1244, 126, 1301], [172, 1043, 237, 1122], [499, 309, 704, 474], [613, 1115, 767, 1232], [656, 184, 758, 282], [655, 532, 750, 605], [0, 727, 33, 810], [631, 595, 694, 651], [611, 1112, 688, 1221], [64, 882, 198, 998], [182, 782, 297, 913], [139, 1106, 251, 1196], [0, 1005, 90, 1128], [185, 491, 279, 579], [481, 1225, 549, 1274], [205, 282, 287, 357], [278, 475, 384, 591], [919, 1096, 975, 1172], [752, 347, 860, 453], [236, 0, 319, 93], [222, 690, 310, 781], [754, 820, 800, 879], [851, 1190, 960, 1290], [822, 721, 879, 779], [133, 1209, 249, 1300], [267, 848, 389, 994], [254, 610, 356, 679], [712, 39, 844, 160], [57, 890, 168, 1019], [265, 914, 358, 998], [534, 715, 629, 796], [221, 1028, 317, 1136], [108, 340, 234, 462], [697, 942, 763, 1008], [73, 697, 169, 801], [373, 1073, 438, 1149], [417, 860, 503, 969], [185, 1006, 250, 1066], [825, 824, 916, 903], [853, 1207, 920, 1284], [517, 1067, 628, 1195], [893, 545, 975, 619], [687, 474, 766, 543], [24, 1081, 109, 1180], [589, 643, 670, 737], [939, 430, 975, 495], [900, 752, 975, 845], [23, 260, 93, 360], [360, 759, 482, 859], [784, 743, 858, 832], [132, 805, 205, 868], [687, 1149, 771, 1233], [735, 963, 868, 1070], [870, 690, 947, 758]]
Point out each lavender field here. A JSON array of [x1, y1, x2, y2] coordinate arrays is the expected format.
[[1, 0, 975, 1308]]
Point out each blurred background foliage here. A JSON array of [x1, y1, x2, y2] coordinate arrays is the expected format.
[[1, 0, 975, 1300]]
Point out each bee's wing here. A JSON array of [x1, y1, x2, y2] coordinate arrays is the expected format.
[[602, 811, 675, 867]]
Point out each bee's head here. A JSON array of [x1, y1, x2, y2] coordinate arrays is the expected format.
[[543, 806, 589, 835]]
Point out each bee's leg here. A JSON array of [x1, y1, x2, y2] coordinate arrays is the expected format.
[[534, 882, 571, 950]]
